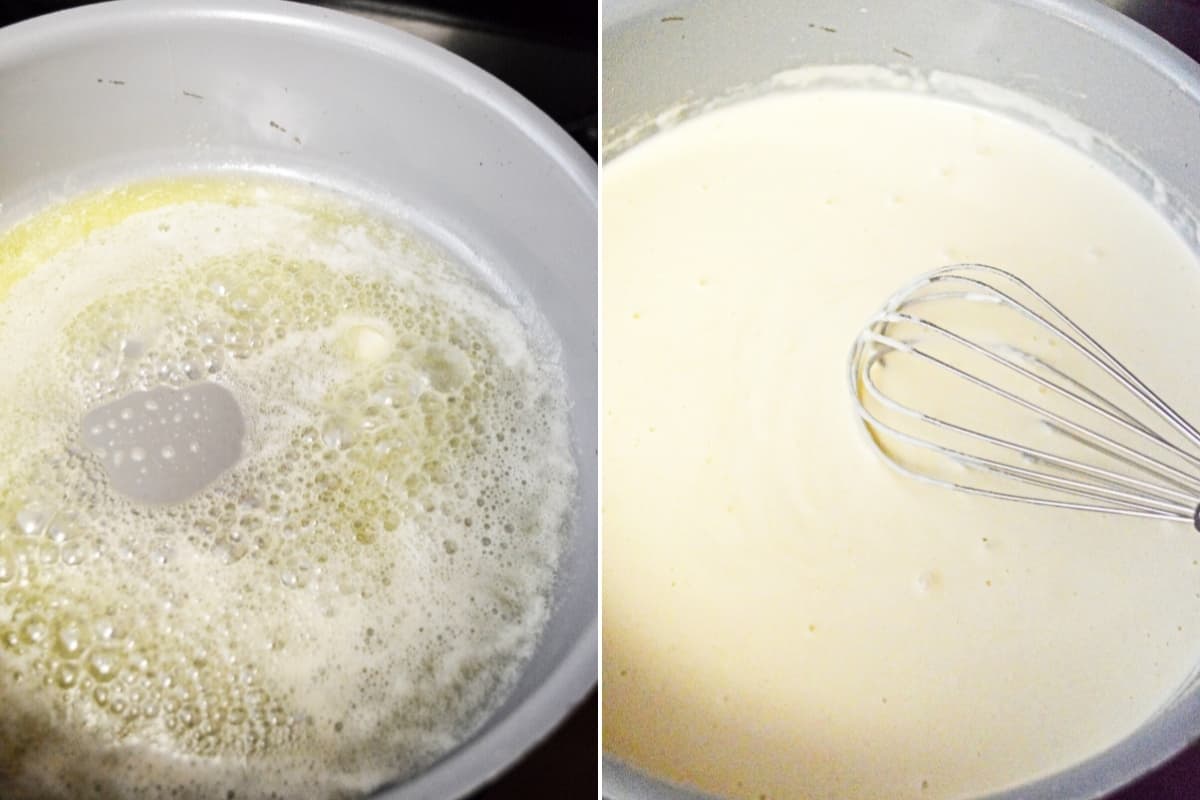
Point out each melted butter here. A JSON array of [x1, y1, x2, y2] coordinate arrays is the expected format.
[[1, 180, 252, 301], [0, 176, 574, 799]]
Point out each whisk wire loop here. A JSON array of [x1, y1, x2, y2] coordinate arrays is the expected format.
[[921, 265, 1200, 450], [859, 361, 1196, 510], [849, 264, 1200, 529]]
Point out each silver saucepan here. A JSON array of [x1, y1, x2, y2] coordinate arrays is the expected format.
[[0, 1, 597, 798], [603, 0, 1200, 798]]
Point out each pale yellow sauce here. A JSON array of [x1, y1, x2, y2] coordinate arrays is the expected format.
[[603, 89, 1200, 799]]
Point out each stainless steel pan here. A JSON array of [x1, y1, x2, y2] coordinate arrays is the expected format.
[[0, 2, 597, 798], [603, 1, 1200, 797]]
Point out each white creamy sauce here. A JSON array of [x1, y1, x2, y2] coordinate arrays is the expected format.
[[603, 88, 1200, 799], [0, 178, 575, 799]]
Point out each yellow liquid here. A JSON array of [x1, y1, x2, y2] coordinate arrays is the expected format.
[[0, 176, 574, 799]]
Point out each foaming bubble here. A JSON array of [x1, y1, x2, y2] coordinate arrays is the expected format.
[[15, 504, 50, 536]]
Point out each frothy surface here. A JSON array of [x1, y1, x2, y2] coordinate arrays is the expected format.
[[0, 177, 575, 799]]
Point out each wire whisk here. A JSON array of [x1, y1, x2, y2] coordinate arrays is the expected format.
[[848, 264, 1200, 530]]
